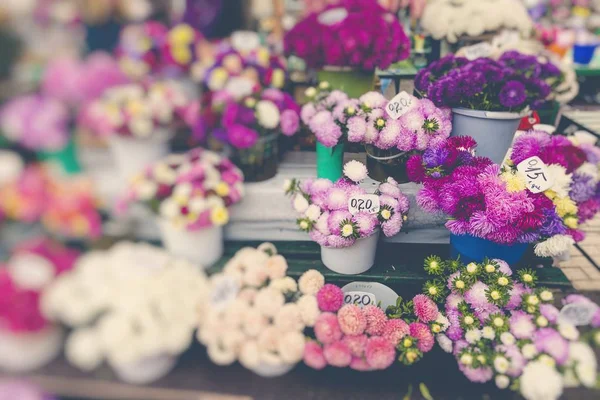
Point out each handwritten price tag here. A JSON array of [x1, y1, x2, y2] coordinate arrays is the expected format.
[[558, 303, 597, 326], [348, 195, 380, 215], [385, 91, 415, 120], [210, 276, 240, 311], [517, 156, 554, 194], [344, 291, 377, 308], [463, 42, 493, 60], [318, 8, 348, 25]]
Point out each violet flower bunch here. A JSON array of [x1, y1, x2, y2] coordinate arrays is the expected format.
[[0, 94, 69, 152], [300, 82, 359, 147], [415, 52, 562, 112], [196, 88, 300, 149], [305, 284, 448, 370], [285, 161, 409, 248], [284, 0, 410, 71], [407, 137, 565, 252], [575, 143, 600, 224], [346, 91, 452, 152], [422, 256, 599, 400]]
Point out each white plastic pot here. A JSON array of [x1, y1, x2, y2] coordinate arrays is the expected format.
[[321, 231, 380, 275], [108, 131, 170, 181], [110, 354, 177, 385], [451, 108, 523, 164], [158, 219, 224, 268], [250, 362, 295, 378], [0, 326, 63, 372]]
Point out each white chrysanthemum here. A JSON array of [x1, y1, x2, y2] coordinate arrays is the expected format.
[[270, 277, 298, 294], [293, 194, 309, 213], [298, 269, 325, 295], [520, 361, 563, 400], [482, 326, 496, 340], [254, 287, 285, 318], [257, 326, 281, 353], [534, 235, 575, 258], [494, 356, 510, 374], [343, 160, 368, 182], [7, 253, 55, 291], [128, 118, 153, 138], [208, 344, 236, 366], [297, 295, 319, 327], [160, 199, 180, 219], [522, 343, 538, 359], [304, 204, 322, 222], [500, 332, 516, 346], [436, 334, 453, 353], [465, 329, 482, 344], [567, 342, 597, 388], [256, 100, 280, 129], [66, 328, 103, 372], [495, 374, 510, 389], [274, 303, 304, 332], [242, 307, 268, 337], [242, 263, 268, 288], [577, 162, 600, 183], [0, 150, 23, 186], [282, 179, 293, 192], [239, 340, 260, 369], [435, 313, 450, 331], [358, 92, 387, 109], [547, 164, 572, 198], [558, 323, 580, 341], [278, 331, 305, 364], [153, 163, 177, 184]]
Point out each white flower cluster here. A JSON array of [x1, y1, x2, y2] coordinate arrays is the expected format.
[[42, 242, 208, 371], [421, 0, 533, 43], [197, 243, 324, 371]]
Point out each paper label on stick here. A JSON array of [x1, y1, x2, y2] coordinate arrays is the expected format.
[[463, 42, 494, 60], [341, 282, 399, 310], [210, 275, 240, 310], [516, 156, 554, 194], [385, 91, 415, 120], [558, 303, 597, 326], [348, 195, 380, 215], [343, 291, 377, 308]]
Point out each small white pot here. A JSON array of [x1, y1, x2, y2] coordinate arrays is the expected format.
[[321, 231, 380, 275], [158, 219, 224, 268], [0, 326, 63, 372], [108, 131, 170, 181], [110, 354, 177, 385], [250, 362, 295, 378]]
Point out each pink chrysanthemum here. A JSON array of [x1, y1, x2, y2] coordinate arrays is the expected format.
[[507, 283, 531, 310], [323, 341, 352, 367], [381, 213, 403, 237], [363, 305, 387, 336], [534, 328, 570, 365], [381, 319, 409, 346], [460, 366, 494, 383], [353, 212, 378, 237], [316, 284, 344, 312], [364, 336, 396, 370], [337, 305, 367, 336], [314, 312, 343, 344], [342, 334, 368, 357], [347, 116, 367, 143], [303, 341, 327, 370], [310, 230, 329, 247], [413, 294, 439, 323], [326, 189, 350, 212], [409, 322, 434, 352], [539, 304, 560, 324], [497, 344, 526, 378], [350, 356, 373, 371], [509, 311, 536, 340], [464, 281, 491, 310]]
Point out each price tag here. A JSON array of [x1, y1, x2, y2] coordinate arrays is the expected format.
[[385, 91, 415, 120], [231, 31, 260, 53], [558, 303, 597, 326], [348, 195, 380, 215], [492, 30, 520, 48], [210, 275, 240, 311], [343, 291, 377, 308], [516, 156, 554, 194], [317, 8, 348, 25], [463, 42, 493, 60], [341, 282, 399, 310]]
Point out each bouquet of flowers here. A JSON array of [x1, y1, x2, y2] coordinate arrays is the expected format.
[[575, 143, 600, 224], [407, 136, 573, 258], [422, 255, 599, 400], [42, 242, 208, 383], [421, 0, 533, 43], [197, 244, 322, 376], [0, 165, 51, 223], [415, 52, 564, 112], [161, 23, 204, 74], [120, 148, 244, 231], [115, 21, 168, 79], [0, 94, 70, 152], [196, 42, 287, 91], [286, 161, 409, 247], [304, 285, 447, 370], [78, 80, 197, 139], [284, 0, 410, 71]]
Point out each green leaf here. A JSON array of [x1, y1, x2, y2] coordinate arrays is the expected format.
[[419, 383, 434, 400], [403, 384, 413, 400]]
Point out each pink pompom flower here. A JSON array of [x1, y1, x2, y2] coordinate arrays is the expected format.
[[363, 305, 387, 336], [337, 304, 367, 336], [409, 322, 435, 353], [304, 341, 327, 370], [413, 294, 439, 323], [316, 284, 344, 312], [314, 312, 343, 344], [323, 341, 352, 367], [365, 336, 396, 370]]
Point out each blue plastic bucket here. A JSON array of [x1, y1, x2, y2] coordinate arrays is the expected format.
[[450, 234, 528, 264], [451, 109, 522, 165], [573, 44, 597, 65]]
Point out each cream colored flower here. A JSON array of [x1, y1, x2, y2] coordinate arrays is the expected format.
[[243, 263, 269, 287], [254, 287, 285, 317], [239, 340, 260, 369], [256, 100, 280, 129], [258, 326, 282, 353], [265, 255, 288, 280], [297, 295, 319, 327], [270, 277, 297, 294], [274, 303, 304, 332], [257, 242, 278, 256], [277, 331, 305, 364], [242, 307, 269, 337], [298, 269, 325, 295], [208, 344, 236, 366], [66, 328, 103, 372]]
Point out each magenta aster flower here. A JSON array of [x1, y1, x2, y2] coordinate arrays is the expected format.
[[363, 305, 387, 336], [499, 81, 527, 109], [315, 312, 343, 344], [347, 115, 367, 143], [324, 341, 352, 367], [381, 213, 403, 237], [507, 283, 531, 310], [539, 304, 560, 324], [409, 322, 435, 352], [365, 336, 395, 370], [317, 284, 345, 312], [413, 294, 439, 323], [337, 304, 367, 336], [226, 124, 259, 149], [353, 212, 378, 237], [304, 341, 327, 370], [509, 311, 536, 340], [280, 109, 300, 136], [382, 319, 409, 346]]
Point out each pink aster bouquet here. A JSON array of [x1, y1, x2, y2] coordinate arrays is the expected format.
[[195, 88, 300, 182], [422, 255, 600, 400], [78, 80, 197, 139], [284, 0, 410, 71], [0, 94, 69, 152], [197, 244, 325, 376], [286, 161, 409, 247], [304, 284, 448, 370], [407, 136, 574, 259]]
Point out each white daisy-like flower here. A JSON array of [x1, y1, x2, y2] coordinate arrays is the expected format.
[[255, 100, 281, 129], [269, 277, 298, 294], [482, 326, 496, 340], [298, 270, 325, 295], [274, 303, 304, 332], [435, 313, 450, 331], [277, 331, 305, 364], [495, 374, 510, 389], [0, 150, 23, 186], [494, 356, 510, 374], [343, 160, 368, 182], [546, 164, 572, 198], [558, 323, 580, 341], [436, 334, 453, 353], [254, 287, 285, 317], [189, 198, 207, 214], [160, 199, 180, 219], [297, 295, 319, 327], [304, 204, 322, 222], [534, 235, 575, 258], [136, 180, 157, 200], [567, 342, 597, 388], [65, 328, 103, 372], [520, 361, 563, 400], [522, 343, 538, 360], [7, 253, 55, 291], [293, 194, 310, 213], [153, 163, 177, 184], [500, 332, 516, 346], [128, 118, 153, 138], [465, 328, 482, 344]]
